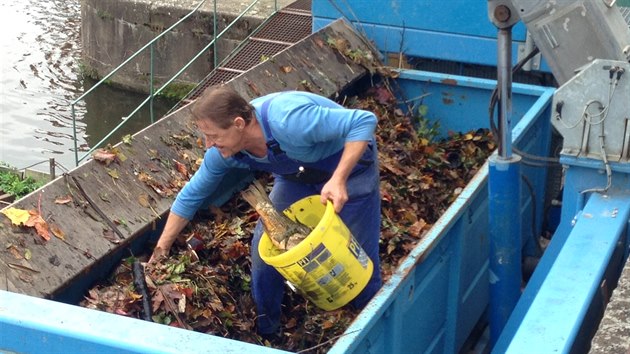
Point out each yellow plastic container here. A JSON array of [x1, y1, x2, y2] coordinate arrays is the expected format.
[[258, 195, 373, 311]]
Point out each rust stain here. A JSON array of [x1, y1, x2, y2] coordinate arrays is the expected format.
[[442, 91, 454, 105], [441, 78, 458, 86]]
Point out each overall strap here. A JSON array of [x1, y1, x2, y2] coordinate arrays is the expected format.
[[260, 97, 283, 155], [233, 96, 282, 162]]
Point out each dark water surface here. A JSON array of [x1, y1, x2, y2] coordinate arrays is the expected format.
[[1, 0, 174, 173]]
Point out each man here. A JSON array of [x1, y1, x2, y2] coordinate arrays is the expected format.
[[149, 85, 382, 339]]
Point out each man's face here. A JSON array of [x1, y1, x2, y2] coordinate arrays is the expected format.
[[195, 117, 244, 158]]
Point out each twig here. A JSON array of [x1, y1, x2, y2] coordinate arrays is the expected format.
[[37, 192, 42, 217], [7, 262, 40, 273], [69, 174, 125, 240], [403, 92, 432, 104]]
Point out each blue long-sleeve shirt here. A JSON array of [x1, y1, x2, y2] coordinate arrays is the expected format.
[[171, 91, 377, 220]]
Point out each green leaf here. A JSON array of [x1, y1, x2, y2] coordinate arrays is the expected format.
[[417, 104, 429, 117], [122, 134, 133, 145]]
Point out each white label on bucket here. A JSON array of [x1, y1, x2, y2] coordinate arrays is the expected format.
[[348, 237, 369, 268]]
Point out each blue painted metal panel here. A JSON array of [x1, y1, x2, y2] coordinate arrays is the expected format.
[[313, 1, 527, 40], [312, 19, 521, 68], [493, 191, 630, 353], [393, 70, 552, 137], [312, 1, 552, 70], [0, 290, 288, 354]]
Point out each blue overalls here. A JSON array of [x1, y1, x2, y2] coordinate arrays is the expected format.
[[237, 99, 383, 335]]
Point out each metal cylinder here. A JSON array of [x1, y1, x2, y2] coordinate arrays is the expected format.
[[497, 27, 513, 159], [488, 154, 522, 346]]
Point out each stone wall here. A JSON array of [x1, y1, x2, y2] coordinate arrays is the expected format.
[[80, 0, 283, 93]]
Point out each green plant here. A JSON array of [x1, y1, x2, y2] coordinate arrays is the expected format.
[[96, 9, 114, 20], [0, 170, 43, 198], [157, 82, 196, 101], [415, 104, 440, 142], [77, 60, 100, 81]]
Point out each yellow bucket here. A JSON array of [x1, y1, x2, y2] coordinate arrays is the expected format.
[[258, 195, 373, 311]]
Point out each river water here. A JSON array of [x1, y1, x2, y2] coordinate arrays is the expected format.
[[0, 0, 173, 173]]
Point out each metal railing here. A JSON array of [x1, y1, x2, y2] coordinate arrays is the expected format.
[[71, 0, 279, 166]]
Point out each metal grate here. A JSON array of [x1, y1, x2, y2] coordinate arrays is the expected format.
[[285, 0, 312, 14], [222, 40, 289, 71], [253, 12, 312, 43], [203, 69, 242, 89], [170, 0, 312, 111], [621, 7, 630, 26]]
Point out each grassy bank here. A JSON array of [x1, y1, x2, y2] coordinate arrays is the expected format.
[[0, 162, 46, 201]]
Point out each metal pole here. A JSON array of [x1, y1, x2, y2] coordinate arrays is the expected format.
[[213, 0, 217, 69], [150, 43, 155, 124], [487, 1, 522, 347], [488, 153, 521, 345], [71, 103, 79, 166], [497, 27, 513, 159], [49, 158, 56, 180]]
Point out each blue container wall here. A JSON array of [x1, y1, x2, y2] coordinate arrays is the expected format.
[[330, 70, 554, 353], [396, 70, 553, 257], [0, 71, 554, 354], [312, 0, 531, 68]]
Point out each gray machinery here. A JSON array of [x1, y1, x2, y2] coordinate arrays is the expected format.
[[512, 0, 630, 85]]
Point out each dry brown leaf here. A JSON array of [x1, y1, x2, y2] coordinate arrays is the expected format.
[[92, 148, 117, 165], [6, 245, 23, 259], [25, 210, 50, 241], [408, 219, 427, 238], [54, 195, 73, 205], [138, 194, 150, 208], [173, 159, 188, 177], [50, 223, 65, 240]]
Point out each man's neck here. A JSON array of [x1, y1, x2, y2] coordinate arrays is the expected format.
[[242, 118, 267, 157]]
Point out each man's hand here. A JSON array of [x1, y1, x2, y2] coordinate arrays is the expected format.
[[320, 177, 348, 213], [322, 141, 369, 213], [148, 245, 169, 264], [147, 211, 190, 265]]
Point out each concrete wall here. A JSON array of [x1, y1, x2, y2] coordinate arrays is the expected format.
[[80, 0, 285, 93]]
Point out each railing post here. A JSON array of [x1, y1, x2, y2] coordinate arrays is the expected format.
[[49, 158, 56, 180], [213, 0, 218, 69], [71, 103, 79, 166], [150, 43, 155, 124]]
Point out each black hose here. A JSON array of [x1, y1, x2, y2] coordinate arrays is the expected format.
[[133, 260, 153, 322]]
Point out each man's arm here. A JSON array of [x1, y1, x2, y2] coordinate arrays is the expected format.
[[320, 140, 369, 212], [149, 211, 190, 263]]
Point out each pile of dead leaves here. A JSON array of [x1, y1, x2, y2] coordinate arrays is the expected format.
[[81, 82, 494, 352]]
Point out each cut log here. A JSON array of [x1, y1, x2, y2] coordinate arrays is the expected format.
[[241, 180, 310, 251]]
